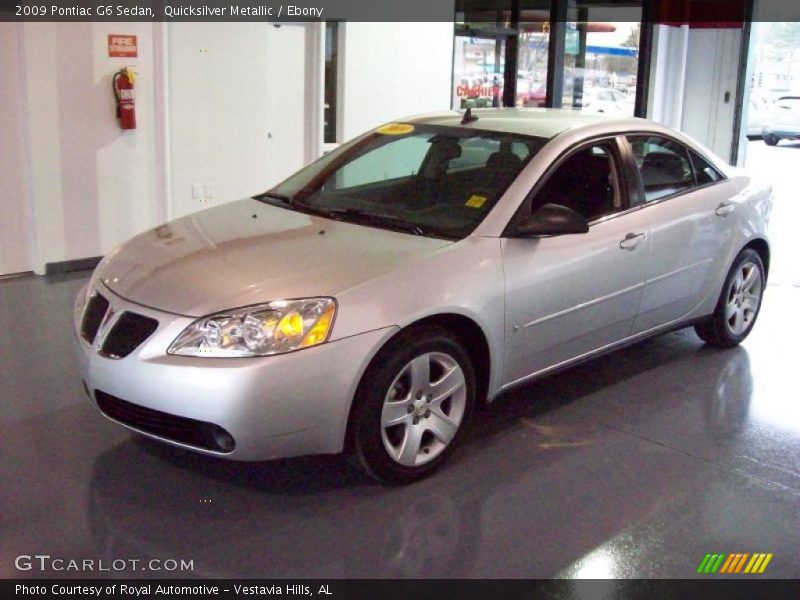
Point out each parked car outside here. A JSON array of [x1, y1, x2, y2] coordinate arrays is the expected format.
[[762, 96, 800, 145], [580, 87, 635, 116]]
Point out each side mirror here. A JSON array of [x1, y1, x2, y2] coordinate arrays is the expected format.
[[511, 203, 589, 237]]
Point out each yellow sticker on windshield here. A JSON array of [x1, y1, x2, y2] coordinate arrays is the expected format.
[[376, 123, 415, 135], [465, 194, 487, 208]]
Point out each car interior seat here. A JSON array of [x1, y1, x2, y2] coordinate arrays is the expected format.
[[534, 149, 614, 221]]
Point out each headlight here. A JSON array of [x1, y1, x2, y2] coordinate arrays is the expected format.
[[168, 298, 336, 358]]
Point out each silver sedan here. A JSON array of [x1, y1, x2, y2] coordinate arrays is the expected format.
[[74, 109, 772, 483]]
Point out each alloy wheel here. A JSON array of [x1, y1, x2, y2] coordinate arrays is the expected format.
[[380, 352, 467, 467], [724, 260, 762, 337]]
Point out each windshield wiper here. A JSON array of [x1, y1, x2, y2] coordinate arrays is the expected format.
[[256, 194, 431, 237], [254, 191, 294, 205], [255, 193, 333, 218], [322, 207, 428, 236]]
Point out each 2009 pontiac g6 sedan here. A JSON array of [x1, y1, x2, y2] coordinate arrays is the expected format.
[[74, 109, 772, 483]]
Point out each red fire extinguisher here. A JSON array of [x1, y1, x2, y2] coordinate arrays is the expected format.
[[112, 67, 137, 130]]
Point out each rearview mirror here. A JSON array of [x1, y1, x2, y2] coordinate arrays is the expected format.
[[511, 203, 589, 237]]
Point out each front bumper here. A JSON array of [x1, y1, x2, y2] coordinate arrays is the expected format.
[[73, 283, 396, 460]]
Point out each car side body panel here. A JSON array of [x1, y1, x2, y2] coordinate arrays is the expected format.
[[501, 209, 652, 385]]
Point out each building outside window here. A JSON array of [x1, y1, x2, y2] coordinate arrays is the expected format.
[[453, 0, 645, 117]]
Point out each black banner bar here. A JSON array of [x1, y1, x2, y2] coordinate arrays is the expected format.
[[3, 0, 800, 23], [4, 579, 800, 600]]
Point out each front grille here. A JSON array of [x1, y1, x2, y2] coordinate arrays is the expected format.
[[95, 391, 235, 453], [81, 293, 109, 343], [100, 312, 159, 358]]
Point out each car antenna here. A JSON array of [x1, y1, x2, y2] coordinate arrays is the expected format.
[[461, 107, 479, 125]]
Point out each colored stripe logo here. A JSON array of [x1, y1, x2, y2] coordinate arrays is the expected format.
[[696, 553, 773, 574]]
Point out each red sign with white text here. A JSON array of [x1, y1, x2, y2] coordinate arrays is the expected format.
[[108, 35, 137, 58]]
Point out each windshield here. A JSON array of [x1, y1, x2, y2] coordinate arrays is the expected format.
[[259, 123, 547, 240]]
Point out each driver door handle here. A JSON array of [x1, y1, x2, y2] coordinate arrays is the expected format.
[[619, 232, 646, 250], [715, 201, 735, 217]]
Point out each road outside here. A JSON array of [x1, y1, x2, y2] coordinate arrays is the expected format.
[[743, 139, 800, 288]]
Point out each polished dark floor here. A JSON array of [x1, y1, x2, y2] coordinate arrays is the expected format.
[[2, 142, 799, 579]]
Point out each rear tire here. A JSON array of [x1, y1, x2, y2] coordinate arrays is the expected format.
[[695, 248, 765, 347], [763, 133, 779, 146], [348, 327, 475, 484]]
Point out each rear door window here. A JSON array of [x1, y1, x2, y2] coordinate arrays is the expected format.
[[689, 150, 724, 186], [627, 136, 694, 202]]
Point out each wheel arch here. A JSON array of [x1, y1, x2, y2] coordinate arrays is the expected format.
[[343, 312, 493, 450], [743, 237, 770, 281], [399, 313, 492, 406]]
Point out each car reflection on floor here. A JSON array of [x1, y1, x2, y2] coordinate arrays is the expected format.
[[87, 340, 758, 579]]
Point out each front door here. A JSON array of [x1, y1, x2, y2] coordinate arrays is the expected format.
[[502, 139, 650, 384]]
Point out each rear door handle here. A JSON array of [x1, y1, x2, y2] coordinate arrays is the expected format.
[[619, 232, 646, 250], [715, 202, 735, 217]]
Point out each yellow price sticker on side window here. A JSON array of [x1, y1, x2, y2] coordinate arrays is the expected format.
[[465, 195, 487, 208], [375, 123, 415, 135]]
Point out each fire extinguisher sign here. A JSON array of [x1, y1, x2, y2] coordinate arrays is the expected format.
[[108, 35, 137, 58]]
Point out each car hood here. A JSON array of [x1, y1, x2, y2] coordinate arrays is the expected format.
[[99, 198, 452, 316]]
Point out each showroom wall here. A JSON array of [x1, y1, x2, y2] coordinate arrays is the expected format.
[[2, 22, 161, 276], [0, 23, 34, 276], [648, 24, 743, 163], [3, 21, 454, 275], [338, 22, 454, 141], [167, 23, 315, 218], [167, 21, 454, 218]]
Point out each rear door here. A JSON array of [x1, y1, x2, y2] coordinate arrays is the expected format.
[[624, 134, 734, 334], [502, 136, 651, 384]]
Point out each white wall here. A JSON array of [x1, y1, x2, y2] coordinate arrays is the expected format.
[[5, 21, 457, 274], [339, 22, 455, 141], [681, 28, 741, 162], [167, 23, 311, 218], [648, 25, 690, 130], [7, 22, 161, 275], [0, 23, 34, 275], [648, 25, 743, 163]]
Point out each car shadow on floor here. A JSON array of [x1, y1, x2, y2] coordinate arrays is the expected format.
[[133, 436, 373, 494], [466, 329, 711, 443]]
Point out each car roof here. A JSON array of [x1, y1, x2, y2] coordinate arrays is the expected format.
[[404, 108, 645, 139]]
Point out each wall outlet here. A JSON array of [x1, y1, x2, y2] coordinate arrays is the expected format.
[[195, 182, 214, 204]]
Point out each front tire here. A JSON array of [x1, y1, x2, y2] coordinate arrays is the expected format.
[[349, 327, 476, 484], [695, 248, 765, 347], [763, 133, 779, 146]]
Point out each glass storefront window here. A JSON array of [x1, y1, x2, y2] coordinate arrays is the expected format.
[[561, 3, 642, 117], [452, 1, 644, 117], [453, 35, 507, 109], [516, 15, 551, 107]]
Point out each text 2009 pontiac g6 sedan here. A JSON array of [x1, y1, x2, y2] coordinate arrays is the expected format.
[[74, 109, 772, 483]]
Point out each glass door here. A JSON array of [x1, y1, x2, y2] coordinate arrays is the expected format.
[[453, 34, 509, 109], [560, 2, 642, 116]]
